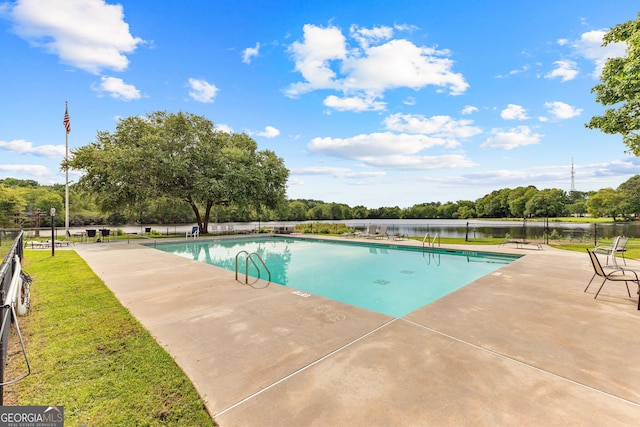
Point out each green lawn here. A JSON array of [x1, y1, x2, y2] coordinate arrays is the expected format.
[[5, 250, 216, 426]]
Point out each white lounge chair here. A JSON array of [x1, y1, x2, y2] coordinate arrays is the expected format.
[[375, 225, 388, 239], [359, 224, 377, 238], [186, 226, 200, 239], [594, 236, 628, 265], [24, 240, 50, 249]]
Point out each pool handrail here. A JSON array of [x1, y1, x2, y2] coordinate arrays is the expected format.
[[423, 232, 440, 249], [235, 250, 271, 284]]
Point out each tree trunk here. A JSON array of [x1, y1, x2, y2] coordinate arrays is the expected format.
[[188, 199, 203, 233], [202, 201, 213, 234]]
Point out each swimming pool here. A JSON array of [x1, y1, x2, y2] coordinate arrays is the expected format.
[[154, 237, 519, 317]]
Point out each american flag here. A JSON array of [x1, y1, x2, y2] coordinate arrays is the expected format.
[[63, 104, 71, 134]]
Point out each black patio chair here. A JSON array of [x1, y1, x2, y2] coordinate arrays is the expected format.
[[86, 229, 97, 242], [99, 228, 111, 242]]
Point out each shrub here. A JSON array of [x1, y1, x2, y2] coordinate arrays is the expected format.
[[294, 222, 352, 235], [549, 229, 561, 240]]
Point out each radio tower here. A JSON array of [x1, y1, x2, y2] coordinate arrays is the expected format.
[[570, 158, 575, 192]]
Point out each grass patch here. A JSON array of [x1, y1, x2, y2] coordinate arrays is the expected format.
[[407, 236, 506, 245], [550, 238, 640, 260], [5, 250, 216, 426]]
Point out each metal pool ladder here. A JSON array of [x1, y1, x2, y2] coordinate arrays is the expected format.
[[235, 250, 271, 285], [423, 232, 440, 250]]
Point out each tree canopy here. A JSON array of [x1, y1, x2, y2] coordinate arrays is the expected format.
[[586, 12, 640, 154], [66, 111, 289, 233], [6, 175, 640, 228]]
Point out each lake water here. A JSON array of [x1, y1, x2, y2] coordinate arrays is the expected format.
[[59, 218, 637, 241]]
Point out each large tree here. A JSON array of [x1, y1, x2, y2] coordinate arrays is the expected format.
[[617, 174, 640, 216], [0, 185, 26, 227], [67, 111, 289, 233], [524, 188, 567, 218], [587, 188, 624, 220], [586, 13, 640, 154]]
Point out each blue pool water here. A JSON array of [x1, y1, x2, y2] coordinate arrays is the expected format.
[[154, 237, 519, 318]]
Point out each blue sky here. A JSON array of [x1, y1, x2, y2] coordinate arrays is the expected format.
[[1, 0, 639, 208]]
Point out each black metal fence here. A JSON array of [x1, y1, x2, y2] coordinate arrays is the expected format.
[[0, 230, 25, 404], [326, 220, 639, 244]]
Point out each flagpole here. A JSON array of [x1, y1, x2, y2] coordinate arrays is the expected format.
[[64, 101, 70, 236]]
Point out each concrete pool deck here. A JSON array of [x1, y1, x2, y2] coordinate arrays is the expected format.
[[73, 236, 640, 425]]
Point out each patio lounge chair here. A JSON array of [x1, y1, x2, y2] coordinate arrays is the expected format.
[[594, 236, 628, 265], [186, 226, 200, 239], [585, 249, 640, 309], [64, 230, 75, 245], [341, 229, 356, 238], [24, 240, 50, 249], [358, 224, 378, 238], [48, 230, 75, 247], [375, 225, 388, 239]]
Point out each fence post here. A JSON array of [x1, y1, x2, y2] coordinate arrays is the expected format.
[[50, 208, 56, 257]]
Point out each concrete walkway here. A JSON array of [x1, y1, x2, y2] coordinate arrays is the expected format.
[[74, 237, 640, 426]]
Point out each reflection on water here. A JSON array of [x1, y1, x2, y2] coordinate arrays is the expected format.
[[158, 239, 293, 284], [320, 219, 639, 240]]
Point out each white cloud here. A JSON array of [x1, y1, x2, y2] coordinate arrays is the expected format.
[[545, 60, 578, 82], [292, 166, 386, 179], [461, 105, 478, 115], [349, 24, 393, 49], [286, 24, 347, 95], [453, 158, 640, 188], [403, 96, 416, 106], [188, 78, 218, 103], [92, 76, 141, 100], [341, 39, 468, 94], [286, 24, 468, 108], [481, 126, 542, 150], [242, 43, 260, 64], [308, 132, 476, 170], [457, 167, 567, 186], [323, 95, 386, 112], [573, 29, 626, 77], [544, 101, 583, 120], [0, 139, 65, 158], [0, 164, 51, 176], [368, 154, 476, 170], [383, 113, 482, 139], [496, 64, 530, 78], [310, 132, 452, 158], [394, 23, 419, 33], [9, 0, 144, 74], [215, 124, 233, 133], [257, 126, 280, 138], [501, 104, 529, 120], [590, 158, 640, 176]]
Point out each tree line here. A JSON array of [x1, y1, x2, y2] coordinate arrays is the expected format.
[[2, 175, 640, 229]]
